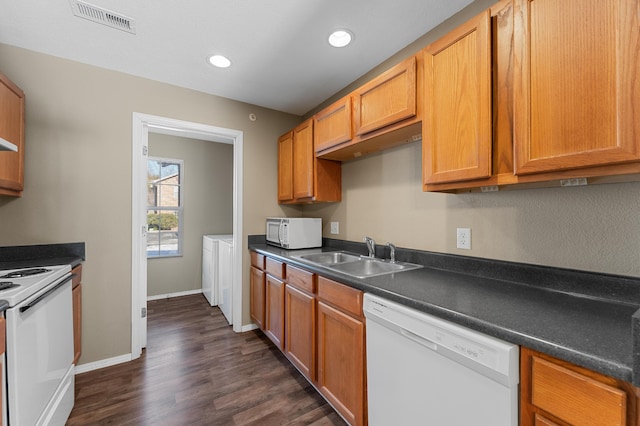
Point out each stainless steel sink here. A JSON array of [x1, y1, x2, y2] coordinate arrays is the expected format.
[[329, 258, 423, 278], [295, 251, 362, 265], [293, 250, 423, 278]]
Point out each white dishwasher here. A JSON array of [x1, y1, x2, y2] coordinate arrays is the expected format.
[[363, 293, 519, 426]]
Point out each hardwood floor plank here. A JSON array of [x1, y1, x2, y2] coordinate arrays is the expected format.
[[67, 294, 346, 425]]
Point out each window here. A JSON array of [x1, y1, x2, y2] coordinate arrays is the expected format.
[[147, 157, 183, 257]]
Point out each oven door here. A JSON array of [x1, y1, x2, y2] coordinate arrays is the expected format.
[[6, 276, 75, 426]]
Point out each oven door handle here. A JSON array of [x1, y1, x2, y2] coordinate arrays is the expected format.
[[19, 273, 75, 313]]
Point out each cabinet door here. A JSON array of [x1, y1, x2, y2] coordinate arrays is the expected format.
[[284, 284, 316, 380], [293, 119, 314, 199], [317, 300, 365, 426], [277, 131, 294, 202], [353, 56, 417, 136], [250, 266, 265, 330], [264, 274, 285, 349], [314, 96, 352, 153], [423, 10, 492, 184], [72, 283, 82, 364], [513, 0, 640, 175], [0, 73, 25, 196]]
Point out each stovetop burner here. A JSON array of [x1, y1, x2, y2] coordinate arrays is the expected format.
[[0, 268, 51, 279], [0, 281, 18, 291]]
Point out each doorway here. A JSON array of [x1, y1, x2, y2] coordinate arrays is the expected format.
[[131, 113, 244, 359]]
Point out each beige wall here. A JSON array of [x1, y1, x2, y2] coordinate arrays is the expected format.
[[0, 43, 300, 365], [147, 134, 233, 297], [305, 143, 640, 277]]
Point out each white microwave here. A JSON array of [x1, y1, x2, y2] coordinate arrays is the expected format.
[[266, 217, 322, 249]]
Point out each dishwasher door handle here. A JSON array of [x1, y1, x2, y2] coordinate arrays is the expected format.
[[401, 328, 438, 351]]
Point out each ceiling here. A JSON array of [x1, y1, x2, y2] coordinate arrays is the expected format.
[[0, 0, 472, 116]]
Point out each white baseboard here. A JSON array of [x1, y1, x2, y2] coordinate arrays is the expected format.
[[240, 323, 259, 332], [147, 289, 203, 301], [74, 353, 133, 374]]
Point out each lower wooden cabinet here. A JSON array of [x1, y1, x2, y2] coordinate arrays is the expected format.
[[249, 253, 367, 425], [521, 347, 639, 426], [71, 264, 83, 364], [285, 283, 316, 380], [264, 273, 285, 350], [249, 266, 265, 329], [317, 276, 366, 426]]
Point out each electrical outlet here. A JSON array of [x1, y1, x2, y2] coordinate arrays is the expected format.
[[457, 228, 471, 250], [330, 221, 339, 235]]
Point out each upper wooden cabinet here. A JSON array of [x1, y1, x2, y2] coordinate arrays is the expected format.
[[0, 72, 25, 197], [314, 56, 422, 162], [513, 0, 640, 175], [278, 118, 341, 204], [353, 56, 417, 136], [422, 10, 493, 185], [292, 119, 315, 199], [277, 131, 294, 202], [314, 96, 352, 153], [424, 0, 640, 193]]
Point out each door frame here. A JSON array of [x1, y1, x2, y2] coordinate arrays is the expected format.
[[131, 112, 244, 359]]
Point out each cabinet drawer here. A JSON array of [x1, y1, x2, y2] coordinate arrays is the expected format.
[[317, 276, 363, 318], [531, 356, 626, 426], [287, 265, 315, 294], [265, 257, 286, 280], [250, 251, 265, 270]]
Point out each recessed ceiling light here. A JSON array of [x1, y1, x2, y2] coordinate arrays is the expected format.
[[208, 55, 231, 68], [328, 29, 353, 48]]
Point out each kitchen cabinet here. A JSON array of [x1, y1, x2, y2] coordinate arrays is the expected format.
[[284, 264, 316, 381], [0, 71, 25, 197], [422, 10, 492, 184], [277, 131, 294, 201], [264, 258, 286, 349], [316, 56, 423, 162], [353, 55, 417, 136], [71, 264, 82, 365], [513, 0, 640, 176], [316, 276, 366, 426], [424, 0, 640, 193], [423, 0, 515, 191], [249, 252, 368, 425], [520, 347, 639, 426], [314, 96, 352, 154], [249, 252, 266, 330], [277, 119, 341, 204]]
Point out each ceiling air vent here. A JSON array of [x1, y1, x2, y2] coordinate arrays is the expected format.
[[69, 0, 136, 34]]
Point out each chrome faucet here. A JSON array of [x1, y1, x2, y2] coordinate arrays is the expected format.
[[387, 242, 397, 263], [363, 236, 376, 258]]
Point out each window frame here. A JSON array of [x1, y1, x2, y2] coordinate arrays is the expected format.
[[146, 156, 184, 258]]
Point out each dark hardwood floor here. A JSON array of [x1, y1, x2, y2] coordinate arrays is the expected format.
[[67, 294, 346, 425]]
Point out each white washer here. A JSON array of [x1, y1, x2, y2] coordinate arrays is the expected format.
[[202, 234, 232, 306]]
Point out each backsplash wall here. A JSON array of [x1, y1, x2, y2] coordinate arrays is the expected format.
[[304, 141, 640, 277]]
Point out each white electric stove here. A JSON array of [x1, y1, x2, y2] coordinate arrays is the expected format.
[[0, 264, 75, 426]]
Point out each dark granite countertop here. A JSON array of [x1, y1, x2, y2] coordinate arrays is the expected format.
[[0, 242, 85, 270], [249, 236, 640, 386]]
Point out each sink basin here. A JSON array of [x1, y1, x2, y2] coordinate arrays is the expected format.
[[329, 258, 423, 278], [293, 250, 423, 278], [295, 251, 362, 265]]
